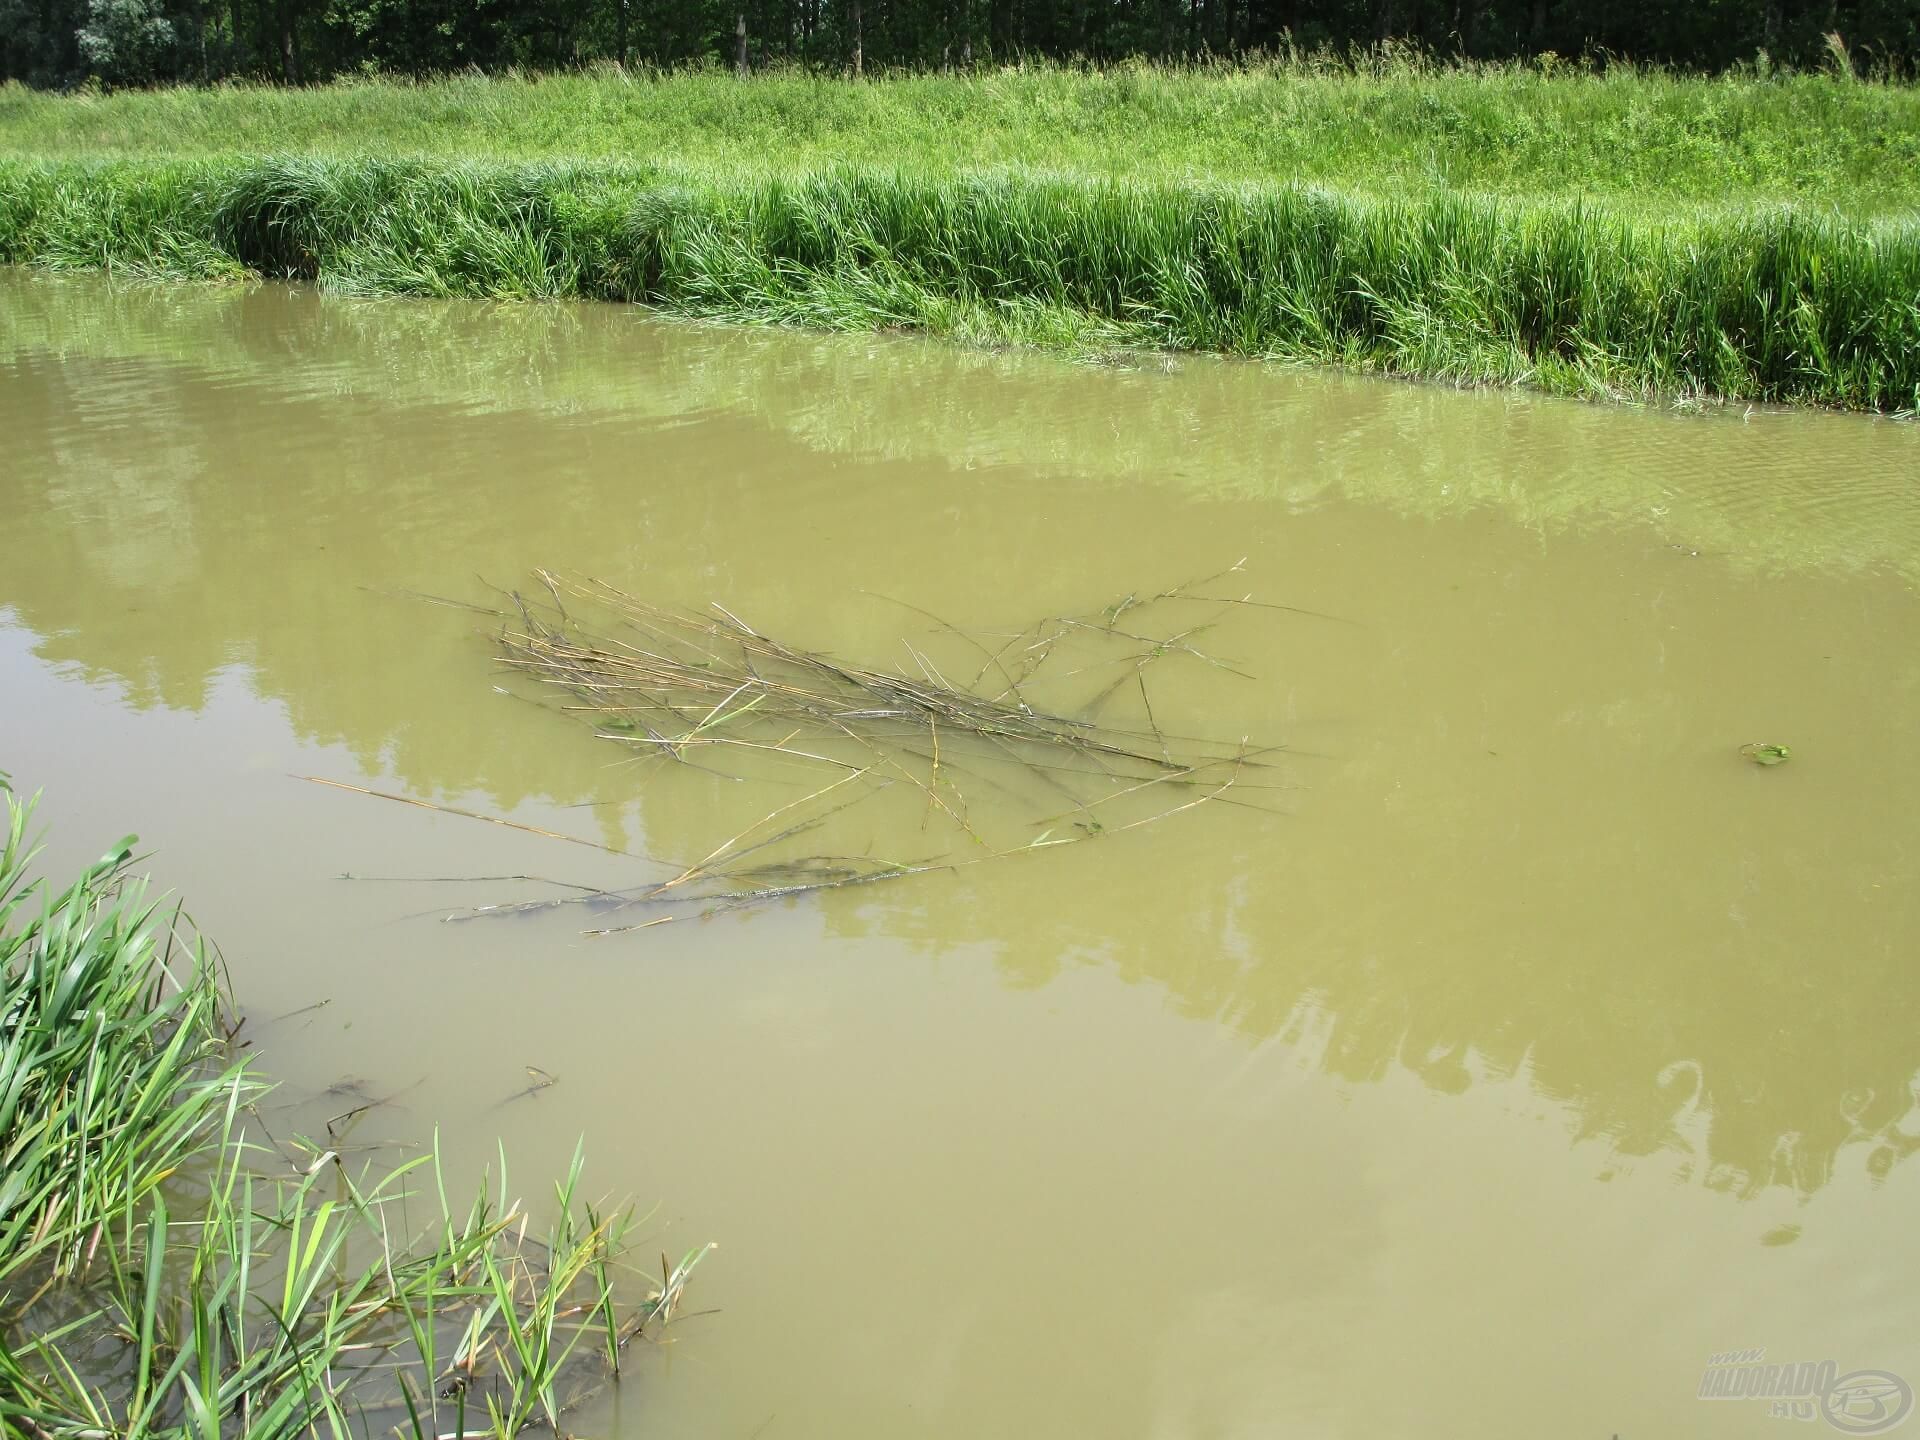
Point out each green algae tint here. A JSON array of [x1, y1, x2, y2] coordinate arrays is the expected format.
[[2, 270, 1918, 1439]]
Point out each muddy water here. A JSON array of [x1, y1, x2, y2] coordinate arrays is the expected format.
[[3, 269, 1919, 1439]]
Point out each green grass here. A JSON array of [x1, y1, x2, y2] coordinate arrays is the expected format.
[[0, 782, 709, 1437], [4, 63, 1920, 212], [0, 62, 1916, 410], [0, 790, 243, 1295], [1, 151, 1915, 410]]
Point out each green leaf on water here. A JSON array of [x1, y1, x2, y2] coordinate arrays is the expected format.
[[1739, 742, 1792, 767]]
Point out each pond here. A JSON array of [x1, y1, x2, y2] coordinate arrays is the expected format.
[[3, 268, 1918, 1438]]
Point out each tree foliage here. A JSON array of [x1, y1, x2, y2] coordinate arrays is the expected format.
[[73, 0, 177, 86], [3, 0, 1917, 87]]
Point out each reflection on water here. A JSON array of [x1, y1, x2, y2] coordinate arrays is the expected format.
[[7, 270, 1919, 583], [3, 268, 1918, 1438]]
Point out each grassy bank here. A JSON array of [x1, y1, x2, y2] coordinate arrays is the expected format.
[[0, 781, 702, 1437], [3, 152, 1916, 410], [1, 65, 1917, 410], [5, 65, 1920, 210]]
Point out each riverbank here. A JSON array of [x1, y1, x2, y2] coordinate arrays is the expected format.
[[2, 65, 1916, 410], [0, 783, 698, 1437]]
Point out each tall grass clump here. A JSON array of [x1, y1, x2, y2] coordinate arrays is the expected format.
[[0, 785, 244, 1293], [0, 781, 708, 1438], [1, 153, 1915, 410]]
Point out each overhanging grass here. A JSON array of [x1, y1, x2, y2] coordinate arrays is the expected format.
[[2, 154, 1916, 410]]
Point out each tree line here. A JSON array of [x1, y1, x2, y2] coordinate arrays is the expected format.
[[3, 0, 1916, 88]]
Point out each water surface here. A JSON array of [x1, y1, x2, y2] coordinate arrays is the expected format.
[[3, 270, 1918, 1438]]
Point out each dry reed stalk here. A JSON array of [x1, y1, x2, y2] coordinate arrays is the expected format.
[[334, 567, 1296, 932]]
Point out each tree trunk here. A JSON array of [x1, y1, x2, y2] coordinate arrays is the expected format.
[[616, 0, 628, 64], [280, 0, 298, 83], [851, 0, 863, 75], [1530, 0, 1547, 49], [735, 10, 748, 74]]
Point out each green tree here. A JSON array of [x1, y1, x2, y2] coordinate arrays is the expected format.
[[76, 0, 176, 83], [4, 0, 1920, 86]]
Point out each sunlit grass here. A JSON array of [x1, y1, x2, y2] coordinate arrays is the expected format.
[[0, 784, 709, 1438], [2, 60, 1918, 212], [1, 60, 1914, 408], [0, 787, 244, 1294], [1, 153, 1914, 409]]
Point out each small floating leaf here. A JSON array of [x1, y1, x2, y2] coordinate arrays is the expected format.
[[1739, 742, 1792, 767]]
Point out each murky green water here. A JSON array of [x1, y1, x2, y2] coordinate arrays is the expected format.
[[4, 269, 1919, 1438]]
